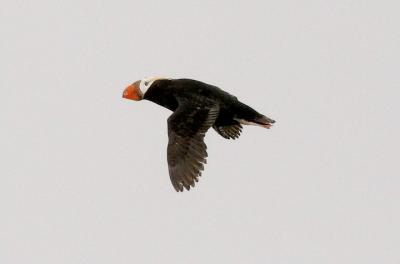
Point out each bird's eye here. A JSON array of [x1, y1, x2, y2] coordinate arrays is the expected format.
[[144, 81, 149, 86]]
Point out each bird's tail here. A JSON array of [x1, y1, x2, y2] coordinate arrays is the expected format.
[[235, 102, 276, 129], [252, 115, 275, 128]]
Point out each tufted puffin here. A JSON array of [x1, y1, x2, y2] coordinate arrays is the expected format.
[[123, 77, 275, 192]]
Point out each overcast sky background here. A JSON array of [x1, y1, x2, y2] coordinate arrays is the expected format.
[[1, 0, 399, 263]]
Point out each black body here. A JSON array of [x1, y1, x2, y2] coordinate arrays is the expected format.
[[144, 79, 270, 129], [143, 78, 275, 192]]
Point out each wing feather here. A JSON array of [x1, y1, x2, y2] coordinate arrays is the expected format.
[[167, 100, 219, 192], [213, 123, 243, 140]]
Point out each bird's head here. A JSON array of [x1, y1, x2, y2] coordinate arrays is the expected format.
[[122, 77, 167, 101]]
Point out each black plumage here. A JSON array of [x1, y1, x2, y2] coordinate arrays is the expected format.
[[123, 78, 275, 192]]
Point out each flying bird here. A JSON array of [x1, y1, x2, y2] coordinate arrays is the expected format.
[[123, 77, 275, 192]]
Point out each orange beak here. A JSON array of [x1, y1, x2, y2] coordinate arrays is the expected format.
[[122, 81, 143, 101]]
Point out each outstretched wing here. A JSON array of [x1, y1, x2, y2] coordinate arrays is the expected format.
[[213, 123, 243, 139], [167, 100, 219, 192]]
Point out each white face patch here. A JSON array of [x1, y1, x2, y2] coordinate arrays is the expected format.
[[139, 76, 169, 95]]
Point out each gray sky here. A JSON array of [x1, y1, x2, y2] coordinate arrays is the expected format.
[[1, 0, 399, 263]]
